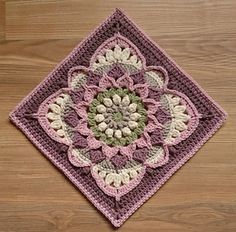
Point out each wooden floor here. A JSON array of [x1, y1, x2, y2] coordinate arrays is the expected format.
[[0, 1, 236, 231]]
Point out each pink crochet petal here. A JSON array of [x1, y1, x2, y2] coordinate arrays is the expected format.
[[63, 109, 80, 128], [99, 75, 118, 89], [72, 132, 88, 148], [120, 143, 136, 158], [154, 105, 172, 125], [116, 74, 134, 90], [76, 119, 91, 136], [102, 144, 119, 159], [75, 101, 88, 118], [133, 83, 149, 98], [148, 87, 162, 102], [130, 71, 145, 85], [136, 133, 149, 148], [145, 115, 162, 133], [87, 135, 102, 150], [110, 154, 128, 168], [107, 64, 125, 80], [150, 129, 164, 146], [90, 150, 106, 164], [143, 98, 160, 114], [86, 71, 102, 86], [69, 88, 86, 104], [84, 85, 101, 102], [133, 148, 148, 163]]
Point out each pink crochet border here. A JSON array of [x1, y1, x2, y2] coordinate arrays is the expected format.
[[9, 9, 227, 227]]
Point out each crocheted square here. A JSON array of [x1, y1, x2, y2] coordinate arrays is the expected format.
[[9, 9, 227, 227]]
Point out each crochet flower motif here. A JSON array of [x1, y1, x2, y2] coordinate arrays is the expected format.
[[38, 34, 199, 200], [75, 72, 162, 160], [88, 87, 148, 146]]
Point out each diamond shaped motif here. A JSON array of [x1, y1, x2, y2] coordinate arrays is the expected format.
[[9, 9, 227, 227]]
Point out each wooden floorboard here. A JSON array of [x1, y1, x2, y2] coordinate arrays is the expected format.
[[0, 0, 5, 40], [5, 0, 236, 40], [0, 1, 236, 231]]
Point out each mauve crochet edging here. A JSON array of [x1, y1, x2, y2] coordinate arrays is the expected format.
[[9, 9, 227, 227]]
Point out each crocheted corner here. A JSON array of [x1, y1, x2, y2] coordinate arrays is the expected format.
[[9, 9, 227, 227]]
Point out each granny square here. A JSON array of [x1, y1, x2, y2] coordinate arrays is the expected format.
[[10, 9, 227, 227]]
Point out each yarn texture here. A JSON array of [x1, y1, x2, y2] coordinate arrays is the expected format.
[[9, 9, 227, 227]]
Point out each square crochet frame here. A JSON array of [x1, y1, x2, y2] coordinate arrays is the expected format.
[[10, 9, 227, 227]]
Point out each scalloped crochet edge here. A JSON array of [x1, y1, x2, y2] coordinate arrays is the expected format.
[[9, 8, 227, 227]]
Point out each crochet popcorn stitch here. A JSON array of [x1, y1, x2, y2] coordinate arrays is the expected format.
[[9, 9, 227, 227]]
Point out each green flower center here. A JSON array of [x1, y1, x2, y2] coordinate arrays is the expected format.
[[88, 88, 147, 147], [113, 112, 123, 122]]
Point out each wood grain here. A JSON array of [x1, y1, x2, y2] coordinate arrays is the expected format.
[[0, 1, 5, 40], [0, 0, 236, 231]]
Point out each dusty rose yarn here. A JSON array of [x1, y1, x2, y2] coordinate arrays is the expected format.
[[9, 9, 227, 227]]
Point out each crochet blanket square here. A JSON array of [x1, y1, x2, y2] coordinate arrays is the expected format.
[[9, 9, 227, 227]]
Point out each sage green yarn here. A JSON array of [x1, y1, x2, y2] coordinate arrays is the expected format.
[[88, 88, 147, 146]]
